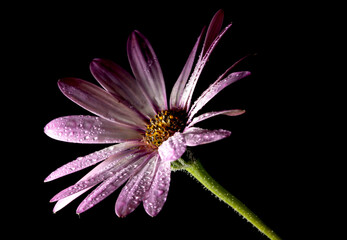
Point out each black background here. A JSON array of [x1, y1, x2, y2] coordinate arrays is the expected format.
[[6, 1, 330, 239]]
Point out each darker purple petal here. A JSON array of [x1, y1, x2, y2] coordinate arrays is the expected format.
[[58, 77, 146, 129], [179, 16, 232, 111], [127, 31, 167, 112], [202, 9, 224, 56], [90, 58, 156, 119]]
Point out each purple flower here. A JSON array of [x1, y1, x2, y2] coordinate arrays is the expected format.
[[44, 9, 250, 217]]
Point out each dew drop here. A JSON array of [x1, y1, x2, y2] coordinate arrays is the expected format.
[[156, 189, 164, 196]]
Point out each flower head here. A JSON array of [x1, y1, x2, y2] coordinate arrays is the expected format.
[[44, 9, 250, 217]]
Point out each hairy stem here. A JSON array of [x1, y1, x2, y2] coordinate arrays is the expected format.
[[177, 156, 282, 240]]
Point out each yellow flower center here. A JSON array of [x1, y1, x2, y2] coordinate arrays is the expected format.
[[145, 110, 186, 148]]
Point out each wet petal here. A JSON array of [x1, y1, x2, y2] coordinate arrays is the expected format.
[[143, 160, 171, 217], [188, 109, 245, 127], [188, 71, 251, 122], [58, 77, 146, 129], [179, 19, 232, 110], [51, 155, 111, 213], [44, 142, 141, 182], [53, 188, 91, 213], [170, 30, 203, 109], [44, 115, 143, 144], [76, 153, 150, 214], [50, 148, 147, 202], [158, 132, 186, 162], [127, 30, 167, 112], [183, 127, 231, 146], [90, 58, 156, 119], [202, 9, 224, 56], [115, 154, 159, 217]]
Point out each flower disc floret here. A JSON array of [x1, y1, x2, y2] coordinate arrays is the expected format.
[[145, 110, 186, 147]]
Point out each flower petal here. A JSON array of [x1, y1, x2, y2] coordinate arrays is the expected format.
[[115, 154, 159, 217], [53, 188, 91, 213], [143, 160, 171, 217], [76, 152, 150, 214], [44, 142, 141, 182], [90, 58, 156, 119], [51, 154, 113, 213], [202, 9, 224, 56], [170, 30, 203, 109], [183, 127, 231, 146], [179, 18, 232, 110], [158, 132, 186, 162], [188, 109, 245, 127], [127, 30, 167, 112], [50, 148, 148, 202], [58, 77, 146, 129], [44, 115, 143, 144], [188, 71, 251, 122]]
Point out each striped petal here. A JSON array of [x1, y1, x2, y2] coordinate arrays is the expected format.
[[188, 71, 251, 122], [44, 115, 143, 144], [183, 127, 231, 146], [170, 30, 203, 109], [143, 160, 171, 217], [50, 148, 147, 202], [44, 142, 141, 182], [179, 13, 232, 110], [51, 153, 115, 213], [115, 154, 159, 217], [90, 58, 156, 119], [202, 9, 224, 56], [127, 30, 167, 112], [158, 132, 186, 162], [58, 77, 146, 129], [76, 152, 150, 214], [53, 188, 91, 213], [188, 109, 245, 127]]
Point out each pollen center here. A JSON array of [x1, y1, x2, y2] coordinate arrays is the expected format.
[[145, 110, 186, 148]]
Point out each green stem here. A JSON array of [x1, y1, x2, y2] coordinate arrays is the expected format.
[[177, 157, 282, 240]]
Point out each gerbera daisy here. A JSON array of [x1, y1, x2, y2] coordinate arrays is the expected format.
[[44, 9, 249, 218]]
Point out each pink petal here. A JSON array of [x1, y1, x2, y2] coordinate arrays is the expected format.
[[143, 160, 171, 217], [179, 21, 232, 111], [188, 109, 245, 127], [183, 127, 231, 146], [188, 71, 251, 122], [158, 132, 186, 162], [115, 154, 159, 217], [90, 58, 156, 119], [50, 148, 148, 202], [170, 30, 204, 109], [202, 9, 224, 56], [44, 115, 143, 144], [53, 188, 91, 213], [51, 154, 112, 213], [58, 77, 146, 129], [76, 152, 150, 214], [127, 31, 167, 112], [44, 142, 141, 182]]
